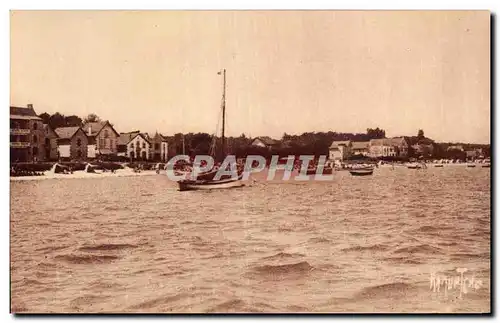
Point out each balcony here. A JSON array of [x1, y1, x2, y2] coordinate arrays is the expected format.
[[10, 142, 31, 148], [10, 128, 31, 135]]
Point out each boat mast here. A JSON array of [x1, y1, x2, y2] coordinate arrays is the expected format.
[[221, 68, 226, 157], [182, 134, 185, 155]]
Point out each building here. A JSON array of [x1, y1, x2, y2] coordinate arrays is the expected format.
[[43, 124, 59, 161], [118, 131, 151, 160], [150, 133, 169, 162], [10, 104, 45, 162], [447, 145, 464, 152], [55, 127, 88, 160], [369, 137, 409, 158], [351, 141, 370, 156], [466, 150, 479, 160], [82, 121, 120, 159], [251, 136, 281, 150], [329, 141, 352, 161], [411, 141, 435, 157]]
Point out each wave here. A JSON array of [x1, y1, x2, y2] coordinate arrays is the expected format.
[[35, 245, 70, 253], [393, 244, 444, 255], [414, 225, 447, 233], [206, 299, 247, 313], [78, 243, 138, 252], [20, 278, 45, 286], [103, 206, 123, 211], [36, 261, 58, 269], [129, 293, 190, 310], [341, 244, 387, 252], [55, 254, 119, 264], [11, 305, 28, 313], [383, 256, 423, 265], [252, 261, 313, 275], [449, 252, 490, 261], [70, 295, 109, 308], [308, 237, 331, 243], [262, 252, 305, 261], [438, 241, 459, 247], [356, 282, 415, 299], [160, 271, 185, 277], [88, 280, 123, 290]]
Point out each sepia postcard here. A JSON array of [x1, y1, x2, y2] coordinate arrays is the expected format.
[[10, 10, 491, 314]]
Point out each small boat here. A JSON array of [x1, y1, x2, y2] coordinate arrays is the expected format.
[[407, 163, 421, 169], [178, 176, 245, 191], [434, 164, 444, 168], [349, 167, 374, 176], [467, 163, 476, 168], [177, 69, 243, 191], [482, 164, 491, 168]]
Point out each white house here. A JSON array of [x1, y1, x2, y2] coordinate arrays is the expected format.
[[117, 131, 151, 160], [128, 133, 151, 160], [329, 141, 352, 161]]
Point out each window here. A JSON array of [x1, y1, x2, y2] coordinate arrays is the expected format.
[[131, 143, 134, 149], [142, 142, 146, 149], [104, 130, 109, 138], [77, 150, 82, 158], [33, 135, 37, 143], [77, 138, 82, 147], [155, 143, 160, 150], [33, 122, 38, 130]]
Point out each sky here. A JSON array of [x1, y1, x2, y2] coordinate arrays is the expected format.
[[10, 10, 490, 144]]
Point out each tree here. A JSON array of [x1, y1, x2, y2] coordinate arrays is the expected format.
[[84, 113, 101, 123], [65, 115, 83, 127], [39, 112, 50, 125], [366, 127, 386, 139], [417, 129, 424, 139], [48, 112, 66, 129]]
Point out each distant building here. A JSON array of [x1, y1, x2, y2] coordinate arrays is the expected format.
[[447, 145, 464, 151], [411, 141, 435, 157], [466, 150, 478, 160], [10, 104, 45, 162], [329, 141, 352, 161], [251, 136, 281, 150], [118, 131, 151, 160], [82, 121, 120, 159], [150, 133, 169, 162], [369, 137, 409, 158], [55, 127, 88, 160], [351, 141, 370, 156], [43, 124, 59, 161]]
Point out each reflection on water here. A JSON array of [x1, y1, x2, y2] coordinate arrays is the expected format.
[[10, 166, 490, 313]]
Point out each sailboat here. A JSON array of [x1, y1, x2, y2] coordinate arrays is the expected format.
[[177, 69, 245, 191]]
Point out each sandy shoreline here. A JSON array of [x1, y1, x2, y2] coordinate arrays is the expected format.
[[10, 169, 161, 181]]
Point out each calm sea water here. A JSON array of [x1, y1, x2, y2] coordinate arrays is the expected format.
[[10, 166, 490, 313]]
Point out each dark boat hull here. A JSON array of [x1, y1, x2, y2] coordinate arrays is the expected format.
[[306, 167, 333, 175], [178, 175, 245, 191], [349, 169, 374, 176]]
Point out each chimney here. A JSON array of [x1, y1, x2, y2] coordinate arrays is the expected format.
[[88, 124, 92, 136], [27, 104, 33, 110]]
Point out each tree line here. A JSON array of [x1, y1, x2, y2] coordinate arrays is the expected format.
[[39, 112, 108, 129], [37, 113, 490, 160]]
